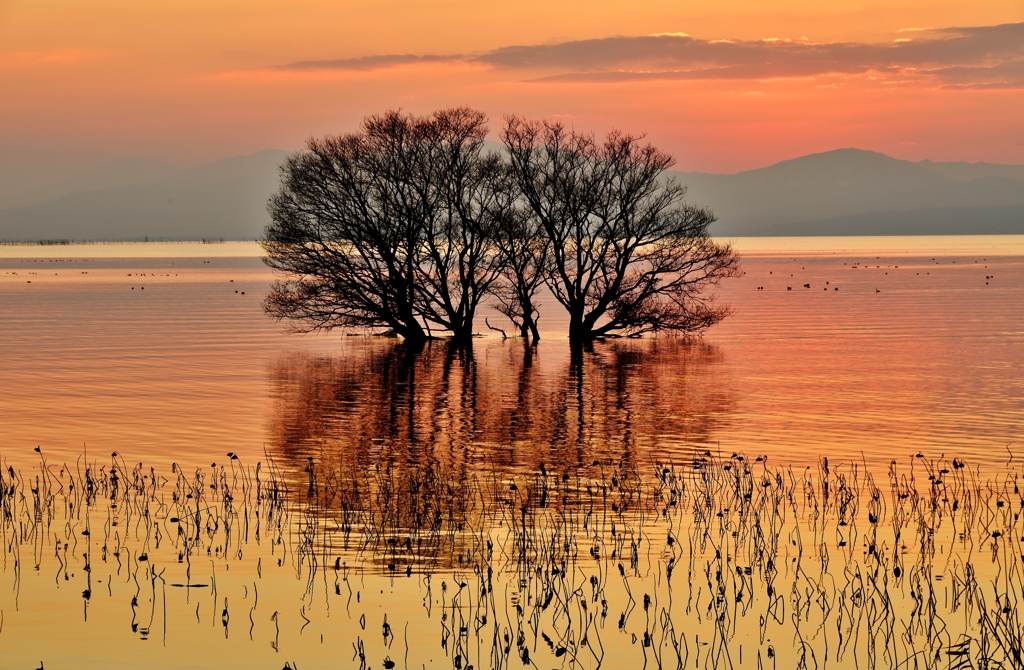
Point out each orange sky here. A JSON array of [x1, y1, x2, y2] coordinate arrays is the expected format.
[[1, 0, 1023, 194]]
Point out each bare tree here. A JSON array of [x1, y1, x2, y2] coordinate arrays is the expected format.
[[488, 165, 549, 343], [501, 117, 739, 345], [262, 116, 428, 344], [413, 109, 506, 343], [263, 108, 738, 347], [262, 108, 505, 345]]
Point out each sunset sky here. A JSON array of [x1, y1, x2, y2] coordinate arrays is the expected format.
[[2, 0, 1023, 197]]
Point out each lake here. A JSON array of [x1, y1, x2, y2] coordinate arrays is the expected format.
[[0, 236, 1022, 668]]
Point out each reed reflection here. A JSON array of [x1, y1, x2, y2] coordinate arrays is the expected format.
[[267, 338, 735, 473], [6, 428, 1021, 668]]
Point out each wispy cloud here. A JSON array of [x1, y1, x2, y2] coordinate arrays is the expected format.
[[277, 53, 463, 71], [273, 22, 1024, 89]]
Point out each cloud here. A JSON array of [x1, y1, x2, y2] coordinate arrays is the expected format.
[[480, 23, 1024, 88], [924, 58, 1024, 90], [276, 53, 462, 71], [272, 22, 1024, 89]]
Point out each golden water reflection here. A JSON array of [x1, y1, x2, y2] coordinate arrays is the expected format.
[[2, 242, 1023, 668], [268, 338, 736, 472]]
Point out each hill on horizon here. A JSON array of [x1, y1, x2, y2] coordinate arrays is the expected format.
[[1, 147, 1023, 241], [675, 148, 1024, 236], [0, 150, 290, 242]]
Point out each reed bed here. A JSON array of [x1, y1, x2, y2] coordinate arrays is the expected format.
[[1, 447, 1022, 668]]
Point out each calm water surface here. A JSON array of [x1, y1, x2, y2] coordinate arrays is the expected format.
[[1, 237, 1020, 467], [1, 237, 1022, 668]]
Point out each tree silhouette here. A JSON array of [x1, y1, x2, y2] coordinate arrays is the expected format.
[[488, 164, 549, 342], [262, 108, 505, 345], [502, 116, 738, 344], [263, 108, 739, 345]]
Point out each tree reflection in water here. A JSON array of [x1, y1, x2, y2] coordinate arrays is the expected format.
[[5, 339, 1023, 668], [267, 338, 735, 473]]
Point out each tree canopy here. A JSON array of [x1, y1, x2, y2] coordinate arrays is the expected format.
[[262, 107, 739, 346]]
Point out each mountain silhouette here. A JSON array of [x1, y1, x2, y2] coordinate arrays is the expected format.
[[1, 147, 1022, 241], [675, 149, 1024, 236]]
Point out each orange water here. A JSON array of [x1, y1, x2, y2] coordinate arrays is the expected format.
[[1, 239, 1020, 469], [1, 238, 1022, 668]]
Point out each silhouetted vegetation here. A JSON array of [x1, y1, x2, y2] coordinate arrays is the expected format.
[[502, 116, 739, 343], [262, 108, 738, 345], [262, 109, 505, 345], [3, 446, 1023, 668]]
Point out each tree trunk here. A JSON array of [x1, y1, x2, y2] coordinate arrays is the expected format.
[[567, 305, 593, 345], [520, 297, 540, 343], [449, 320, 475, 346], [396, 321, 428, 347]]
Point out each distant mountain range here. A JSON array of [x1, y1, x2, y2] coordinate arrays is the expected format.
[[675, 149, 1024, 236], [0, 150, 290, 241], [1, 147, 1022, 241]]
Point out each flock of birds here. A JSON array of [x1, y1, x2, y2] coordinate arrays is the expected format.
[[750, 255, 997, 296]]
